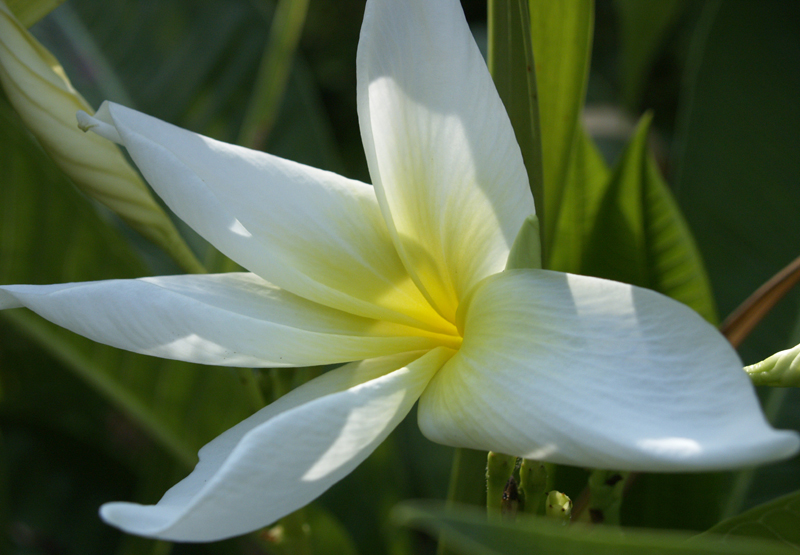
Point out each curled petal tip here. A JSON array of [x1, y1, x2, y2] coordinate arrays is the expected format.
[[76, 110, 96, 132], [76, 107, 122, 143]]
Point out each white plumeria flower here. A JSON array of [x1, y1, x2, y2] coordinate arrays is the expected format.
[[0, 0, 797, 543]]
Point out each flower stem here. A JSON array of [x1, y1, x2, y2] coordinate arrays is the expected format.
[[720, 253, 800, 348], [238, 0, 310, 151], [238, 368, 266, 412], [436, 448, 487, 555]]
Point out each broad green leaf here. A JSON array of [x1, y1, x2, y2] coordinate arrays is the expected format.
[[547, 128, 610, 274], [394, 502, 797, 555], [582, 113, 717, 322], [0, 94, 253, 467], [614, 0, 688, 108], [488, 0, 544, 250], [746, 343, 800, 387], [6, 0, 65, 27], [527, 0, 593, 255], [702, 490, 800, 548]]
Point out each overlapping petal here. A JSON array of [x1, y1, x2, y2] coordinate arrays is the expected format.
[[0, 273, 456, 367], [357, 0, 535, 322], [78, 103, 453, 335], [418, 270, 800, 470], [101, 348, 454, 541]]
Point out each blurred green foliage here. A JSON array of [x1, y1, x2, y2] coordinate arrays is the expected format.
[[1, 0, 799, 554]]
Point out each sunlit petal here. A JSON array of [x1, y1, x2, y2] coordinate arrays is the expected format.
[[418, 270, 799, 470], [357, 0, 535, 322], [0, 273, 456, 367], [79, 103, 452, 335], [101, 348, 454, 541]]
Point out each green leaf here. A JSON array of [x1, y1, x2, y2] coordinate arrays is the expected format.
[[394, 501, 798, 555], [701, 490, 800, 548], [547, 127, 610, 274], [527, 0, 594, 257], [6, 0, 66, 27], [488, 0, 544, 254], [505, 215, 542, 270], [582, 113, 717, 322]]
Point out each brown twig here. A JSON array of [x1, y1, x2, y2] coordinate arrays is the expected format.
[[720, 254, 800, 348]]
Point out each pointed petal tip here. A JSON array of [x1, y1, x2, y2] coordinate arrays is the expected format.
[[101, 502, 156, 532], [97, 351, 449, 542], [101, 501, 223, 543]]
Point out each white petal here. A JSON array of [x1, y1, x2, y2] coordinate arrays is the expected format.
[[357, 0, 535, 322], [101, 348, 454, 541], [418, 270, 799, 470], [83, 103, 452, 335], [0, 274, 457, 367]]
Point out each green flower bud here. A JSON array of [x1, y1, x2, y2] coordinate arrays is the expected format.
[[0, 1, 203, 273], [545, 490, 572, 522], [745, 343, 800, 387], [6, 0, 64, 26]]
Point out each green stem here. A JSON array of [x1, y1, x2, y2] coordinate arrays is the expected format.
[[486, 452, 516, 516], [238, 0, 310, 151], [437, 448, 487, 555], [239, 368, 266, 413]]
